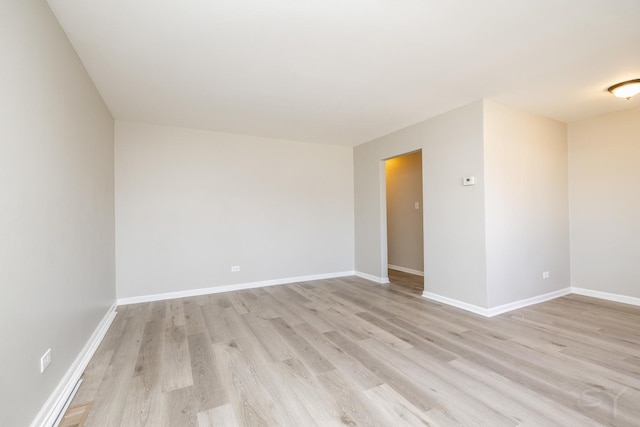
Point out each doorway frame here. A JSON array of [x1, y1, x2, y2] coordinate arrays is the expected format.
[[380, 149, 425, 287]]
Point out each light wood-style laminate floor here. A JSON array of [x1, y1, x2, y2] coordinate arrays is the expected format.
[[388, 269, 424, 294], [68, 275, 640, 426]]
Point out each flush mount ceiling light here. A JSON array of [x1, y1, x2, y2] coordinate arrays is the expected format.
[[608, 79, 640, 100]]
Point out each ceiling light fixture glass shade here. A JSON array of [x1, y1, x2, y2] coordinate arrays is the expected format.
[[608, 79, 640, 100]]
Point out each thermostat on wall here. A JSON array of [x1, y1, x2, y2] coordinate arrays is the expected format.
[[463, 176, 475, 186]]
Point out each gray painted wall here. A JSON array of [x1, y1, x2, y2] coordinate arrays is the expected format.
[[386, 151, 424, 272], [484, 101, 569, 307], [0, 1, 116, 426], [354, 101, 488, 307], [115, 121, 354, 299], [355, 100, 572, 310], [569, 106, 640, 298]]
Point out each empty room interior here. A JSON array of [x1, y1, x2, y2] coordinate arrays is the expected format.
[[3, 0, 640, 426]]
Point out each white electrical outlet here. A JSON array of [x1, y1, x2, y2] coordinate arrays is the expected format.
[[231, 265, 240, 272], [542, 271, 550, 279], [463, 176, 475, 186], [40, 349, 51, 373], [414, 202, 420, 210]]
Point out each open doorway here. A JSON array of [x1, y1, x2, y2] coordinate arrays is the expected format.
[[384, 150, 424, 293]]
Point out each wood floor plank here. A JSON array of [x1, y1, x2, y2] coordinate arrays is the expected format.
[[314, 369, 376, 427], [445, 322, 636, 425], [160, 322, 193, 392], [324, 330, 437, 413], [322, 304, 413, 351], [197, 404, 240, 427], [308, 304, 371, 341], [120, 375, 163, 427], [184, 298, 208, 336], [386, 315, 625, 426], [225, 293, 250, 315], [292, 322, 382, 391], [250, 288, 304, 327], [188, 332, 227, 412], [235, 290, 279, 319], [271, 297, 335, 334], [68, 275, 640, 426], [219, 310, 318, 425], [59, 402, 92, 427], [119, 314, 166, 426], [269, 317, 336, 375], [358, 338, 517, 427], [509, 313, 640, 362], [212, 340, 283, 427], [145, 300, 167, 322], [74, 348, 115, 405], [286, 283, 324, 302], [242, 313, 295, 362], [207, 294, 233, 310], [448, 358, 603, 427], [164, 386, 197, 427], [356, 311, 458, 362], [83, 304, 149, 427], [263, 284, 312, 305], [461, 330, 640, 422], [201, 303, 235, 344], [329, 287, 407, 320], [362, 383, 438, 427], [134, 318, 165, 391], [270, 358, 334, 426], [387, 269, 424, 293], [166, 299, 186, 327]]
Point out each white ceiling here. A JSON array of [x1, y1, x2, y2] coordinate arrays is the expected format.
[[47, 0, 640, 146]]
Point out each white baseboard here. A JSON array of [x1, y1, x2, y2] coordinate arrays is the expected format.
[[486, 288, 572, 317], [52, 378, 83, 427], [30, 302, 117, 427], [422, 291, 490, 316], [388, 265, 424, 277], [355, 271, 390, 284], [422, 287, 572, 318], [571, 287, 640, 307], [117, 271, 356, 305]]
